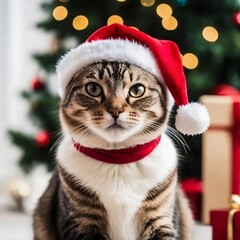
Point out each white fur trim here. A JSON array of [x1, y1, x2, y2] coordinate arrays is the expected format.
[[57, 39, 175, 110], [57, 39, 163, 97], [175, 102, 210, 135], [56, 39, 174, 110]]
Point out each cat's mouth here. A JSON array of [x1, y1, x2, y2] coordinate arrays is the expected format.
[[95, 120, 140, 142], [107, 123, 125, 130]]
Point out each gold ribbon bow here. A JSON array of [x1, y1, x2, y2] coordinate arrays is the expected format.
[[228, 195, 240, 240]]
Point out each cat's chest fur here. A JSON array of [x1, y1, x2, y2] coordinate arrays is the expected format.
[[57, 133, 177, 240]]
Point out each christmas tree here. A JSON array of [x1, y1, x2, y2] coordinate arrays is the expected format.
[[8, 0, 240, 175]]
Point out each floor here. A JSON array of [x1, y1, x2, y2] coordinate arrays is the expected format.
[[0, 209, 33, 240], [0, 208, 211, 240]]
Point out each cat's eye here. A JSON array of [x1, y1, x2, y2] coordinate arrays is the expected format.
[[86, 82, 103, 97], [129, 84, 145, 98]]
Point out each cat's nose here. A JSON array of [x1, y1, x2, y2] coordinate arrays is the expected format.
[[109, 108, 124, 120]]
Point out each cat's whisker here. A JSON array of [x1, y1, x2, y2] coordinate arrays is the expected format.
[[50, 134, 64, 154], [141, 119, 163, 131], [138, 126, 160, 142], [166, 126, 190, 153], [140, 119, 189, 153], [74, 124, 95, 143]]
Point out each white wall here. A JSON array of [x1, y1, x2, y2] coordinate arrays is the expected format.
[[0, 0, 52, 205]]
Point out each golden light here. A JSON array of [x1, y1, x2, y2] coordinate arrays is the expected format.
[[202, 26, 219, 42], [7, 178, 31, 200], [53, 6, 68, 21], [162, 16, 178, 31], [182, 53, 199, 69], [116, 0, 126, 2], [107, 15, 124, 25], [72, 15, 89, 30], [18, 184, 31, 198], [156, 4, 172, 18], [140, 0, 155, 7]]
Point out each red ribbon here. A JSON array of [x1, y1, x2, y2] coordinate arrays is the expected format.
[[73, 136, 161, 164], [232, 100, 240, 194], [212, 84, 240, 195]]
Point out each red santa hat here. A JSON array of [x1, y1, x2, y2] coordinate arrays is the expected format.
[[56, 23, 210, 135]]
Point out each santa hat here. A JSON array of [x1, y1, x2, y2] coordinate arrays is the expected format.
[[56, 23, 210, 135]]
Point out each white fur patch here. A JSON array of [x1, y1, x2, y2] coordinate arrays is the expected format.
[[57, 134, 177, 240]]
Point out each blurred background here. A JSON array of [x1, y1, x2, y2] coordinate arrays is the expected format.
[[0, 0, 239, 239]]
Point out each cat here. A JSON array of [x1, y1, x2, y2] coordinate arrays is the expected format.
[[33, 61, 193, 240]]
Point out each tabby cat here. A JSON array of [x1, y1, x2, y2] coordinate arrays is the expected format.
[[33, 61, 193, 240]]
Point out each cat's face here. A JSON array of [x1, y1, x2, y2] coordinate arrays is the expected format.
[[60, 62, 168, 148]]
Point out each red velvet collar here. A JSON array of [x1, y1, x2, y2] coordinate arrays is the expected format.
[[73, 136, 161, 164]]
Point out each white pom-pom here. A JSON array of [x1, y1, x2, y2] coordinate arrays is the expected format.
[[175, 102, 210, 135]]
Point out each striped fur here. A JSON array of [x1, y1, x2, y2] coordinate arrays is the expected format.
[[33, 62, 193, 240]]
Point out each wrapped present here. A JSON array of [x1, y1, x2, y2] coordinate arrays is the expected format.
[[200, 85, 240, 223], [210, 195, 240, 240], [180, 178, 203, 221]]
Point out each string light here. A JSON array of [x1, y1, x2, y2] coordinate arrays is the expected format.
[[202, 26, 219, 42], [162, 16, 178, 31], [53, 6, 68, 21], [140, 0, 155, 7], [72, 15, 89, 30], [182, 53, 199, 69], [156, 4, 172, 18], [107, 15, 124, 25]]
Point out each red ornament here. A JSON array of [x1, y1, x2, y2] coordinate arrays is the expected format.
[[36, 131, 51, 147], [31, 76, 45, 91], [233, 11, 240, 27]]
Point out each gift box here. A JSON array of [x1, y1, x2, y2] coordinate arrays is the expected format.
[[211, 204, 240, 240], [200, 85, 240, 223], [180, 178, 203, 221]]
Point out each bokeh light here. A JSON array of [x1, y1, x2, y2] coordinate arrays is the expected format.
[[162, 16, 178, 31], [140, 0, 155, 7], [156, 4, 172, 18], [53, 6, 68, 21], [233, 11, 240, 26], [202, 26, 219, 42], [107, 15, 124, 25], [182, 53, 199, 69], [72, 15, 89, 30]]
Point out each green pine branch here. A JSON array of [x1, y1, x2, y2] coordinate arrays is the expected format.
[[8, 130, 56, 173]]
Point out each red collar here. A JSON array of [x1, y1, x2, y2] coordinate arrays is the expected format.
[[73, 136, 161, 164]]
